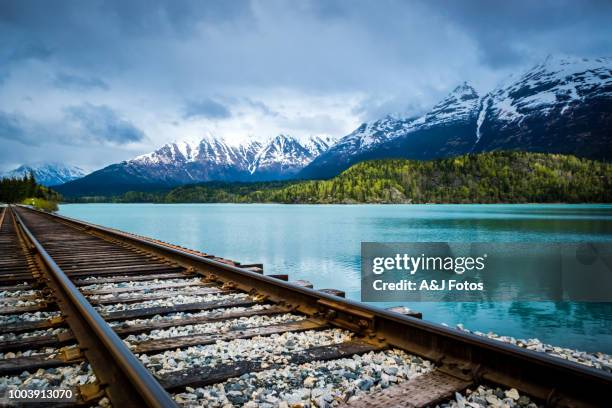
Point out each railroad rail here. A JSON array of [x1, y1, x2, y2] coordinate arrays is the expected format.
[[0, 204, 610, 407]]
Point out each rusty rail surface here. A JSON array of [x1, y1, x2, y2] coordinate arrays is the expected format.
[[11, 206, 178, 408], [2, 204, 611, 407]]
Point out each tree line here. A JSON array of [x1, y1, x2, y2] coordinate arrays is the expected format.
[[70, 152, 612, 204], [0, 173, 61, 209]]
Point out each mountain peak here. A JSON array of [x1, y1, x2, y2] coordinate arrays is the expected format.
[[519, 54, 612, 88], [485, 54, 612, 123], [111, 133, 336, 183], [421, 82, 480, 127], [2, 162, 87, 186], [451, 82, 478, 99]]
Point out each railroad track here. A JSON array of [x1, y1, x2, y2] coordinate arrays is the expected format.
[[0, 204, 610, 407]]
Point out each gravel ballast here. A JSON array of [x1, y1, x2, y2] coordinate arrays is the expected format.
[[447, 385, 539, 408], [0, 289, 43, 299], [0, 347, 62, 360], [454, 323, 612, 373], [172, 349, 432, 407], [96, 293, 251, 314], [124, 313, 306, 344], [108, 305, 274, 329], [0, 312, 61, 325], [0, 362, 96, 393], [80, 277, 205, 292], [0, 327, 68, 342], [139, 329, 353, 376]]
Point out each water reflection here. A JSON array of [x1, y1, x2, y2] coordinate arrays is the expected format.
[[59, 203, 612, 352]]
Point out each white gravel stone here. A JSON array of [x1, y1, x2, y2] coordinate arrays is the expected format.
[[141, 329, 353, 376], [79, 275, 132, 282], [0, 327, 68, 341], [445, 385, 538, 408], [0, 297, 46, 307], [124, 313, 306, 344], [171, 349, 432, 407], [0, 347, 62, 360], [0, 362, 96, 394], [81, 277, 204, 292], [96, 293, 250, 314], [455, 324, 612, 373], [92, 396, 112, 408], [86, 286, 218, 302], [0, 289, 43, 299], [0, 311, 61, 325], [108, 305, 273, 329]]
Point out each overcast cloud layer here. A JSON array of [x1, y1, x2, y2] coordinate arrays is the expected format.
[[1, 0, 611, 171]]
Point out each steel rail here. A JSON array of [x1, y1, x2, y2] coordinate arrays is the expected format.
[[0, 206, 6, 231], [17, 205, 612, 407], [11, 206, 178, 408]]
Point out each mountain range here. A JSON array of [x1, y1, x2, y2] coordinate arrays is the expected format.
[[300, 55, 612, 178], [55, 55, 611, 196], [2, 163, 87, 186], [56, 135, 335, 196]]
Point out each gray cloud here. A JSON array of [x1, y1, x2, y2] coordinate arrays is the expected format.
[[7, 43, 52, 63], [0, 110, 42, 145], [183, 98, 232, 120], [0, 111, 26, 140], [53, 73, 109, 91], [1, 0, 611, 168], [65, 103, 145, 144], [243, 98, 279, 117]]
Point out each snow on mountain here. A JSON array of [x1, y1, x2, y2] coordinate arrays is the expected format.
[[481, 55, 612, 125], [2, 163, 87, 186], [315, 83, 479, 158], [420, 82, 480, 127], [304, 135, 335, 156], [55, 134, 337, 195], [55, 55, 611, 195], [249, 135, 310, 174], [300, 83, 481, 178], [473, 55, 612, 157], [301, 55, 612, 179], [126, 134, 334, 181]]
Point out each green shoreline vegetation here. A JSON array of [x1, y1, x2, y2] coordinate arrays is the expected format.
[[69, 152, 611, 204], [0, 174, 61, 211]]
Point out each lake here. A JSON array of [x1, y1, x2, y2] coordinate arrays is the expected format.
[[58, 203, 612, 353]]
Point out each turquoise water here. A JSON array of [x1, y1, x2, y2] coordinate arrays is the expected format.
[[59, 204, 612, 353]]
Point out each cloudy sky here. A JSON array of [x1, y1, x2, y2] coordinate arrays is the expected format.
[[1, 0, 611, 172]]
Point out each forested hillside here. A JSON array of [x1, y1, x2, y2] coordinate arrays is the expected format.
[[73, 152, 612, 204], [265, 152, 612, 203], [0, 174, 62, 210]]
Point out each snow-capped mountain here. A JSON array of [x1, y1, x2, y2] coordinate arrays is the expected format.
[[301, 56, 612, 179], [55, 135, 335, 196], [55, 55, 611, 196], [124, 134, 333, 182], [473, 55, 612, 157], [2, 163, 87, 186], [249, 135, 333, 177], [300, 82, 481, 178]]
